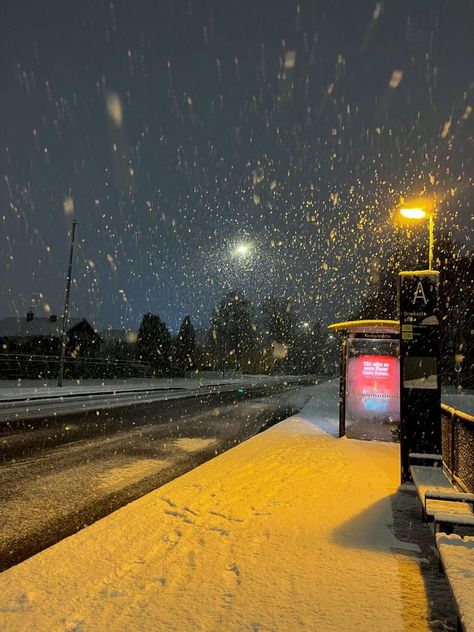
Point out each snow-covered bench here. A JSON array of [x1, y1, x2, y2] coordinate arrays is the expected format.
[[434, 512, 474, 535], [436, 534, 474, 632], [409, 453, 474, 525]]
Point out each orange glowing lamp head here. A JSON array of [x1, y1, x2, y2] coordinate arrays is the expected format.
[[399, 207, 427, 220], [397, 197, 435, 222]]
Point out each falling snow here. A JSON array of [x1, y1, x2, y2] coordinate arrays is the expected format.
[[0, 3, 472, 627], [0, 1, 471, 334]]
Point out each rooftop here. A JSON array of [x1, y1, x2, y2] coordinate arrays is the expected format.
[[0, 316, 85, 338]]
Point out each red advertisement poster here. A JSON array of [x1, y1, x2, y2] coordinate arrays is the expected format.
[[346, 355, 400, 423]]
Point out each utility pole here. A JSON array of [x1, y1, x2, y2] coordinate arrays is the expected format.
[[57, 219, 77, 387]]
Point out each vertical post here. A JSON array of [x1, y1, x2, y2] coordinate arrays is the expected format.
[[428, 215, 434, 271], [57, 220, 77, 387], [338, 337, 347, 438], [399, 270, 441, 482], [450, 409, 456, 484]]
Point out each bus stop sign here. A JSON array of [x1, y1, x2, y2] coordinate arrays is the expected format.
[[399, 271, 441, 482]]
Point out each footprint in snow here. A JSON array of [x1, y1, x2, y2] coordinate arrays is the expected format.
[[184, 505, 199, 516], [208, 510, 243, 523], [164, 510, 195, 524], [161, 496, 176, 508]]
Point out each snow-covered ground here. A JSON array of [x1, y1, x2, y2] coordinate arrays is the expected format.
[[0, 380, 462, 631]]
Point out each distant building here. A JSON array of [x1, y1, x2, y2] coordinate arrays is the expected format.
[[0, 311, 102, 357]]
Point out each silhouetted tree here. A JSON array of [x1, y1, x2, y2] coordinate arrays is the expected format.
[[291, 321, 330, 374], [259, 296, 298, 372], [174, 315, 196, 375], [136, 313, 172, 376], [352, 248, 399, 320], [261, 297, 297, 344], [437, 238, 473, 388], [354, 232, 473, 387], [210, 291, 255, 370]]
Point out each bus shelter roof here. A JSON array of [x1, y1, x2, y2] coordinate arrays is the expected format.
[[328, 319, 399, 334]]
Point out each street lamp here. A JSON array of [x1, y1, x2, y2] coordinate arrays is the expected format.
[[232, 242, 252, 258], [397, 198, 441, 483], [398, 200, 435, 270]]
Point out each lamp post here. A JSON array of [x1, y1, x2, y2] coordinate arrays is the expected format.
[[398, 202, 435, 270]]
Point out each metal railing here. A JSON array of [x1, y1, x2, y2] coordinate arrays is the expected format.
[[441, 403, 474, 494], [0, 353, 152, 380]]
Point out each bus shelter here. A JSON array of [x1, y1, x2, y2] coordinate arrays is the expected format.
[[329, 320, 400, 441]]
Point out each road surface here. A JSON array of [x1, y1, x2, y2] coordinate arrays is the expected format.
[[0, 375, 312, 422]]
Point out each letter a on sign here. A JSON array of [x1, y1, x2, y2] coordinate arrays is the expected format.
[[412, 281, 428, 304]]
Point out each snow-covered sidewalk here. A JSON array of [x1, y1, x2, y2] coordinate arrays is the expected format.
[[0, 381, 456, 631]]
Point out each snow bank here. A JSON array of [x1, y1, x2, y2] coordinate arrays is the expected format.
[[0, 383, 455, 630], [0, 375, 308, 402]]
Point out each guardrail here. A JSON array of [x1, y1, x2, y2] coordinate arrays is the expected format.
[[441, 403, 474, 494], [0, 353, 152, 380]]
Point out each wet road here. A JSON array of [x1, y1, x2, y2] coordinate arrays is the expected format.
[[0, 385, 314, 571]]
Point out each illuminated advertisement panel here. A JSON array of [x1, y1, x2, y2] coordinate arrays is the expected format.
[[345, 338, 400, 440]]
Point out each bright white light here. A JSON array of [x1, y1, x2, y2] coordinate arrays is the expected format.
[[233, 242, 252, 257], [106, 92, 123, 127], [63, 196, 75, 215]]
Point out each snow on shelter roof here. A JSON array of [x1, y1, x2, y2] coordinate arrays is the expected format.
[[328, 320, 400, 334], [399, 270, 440, 276]]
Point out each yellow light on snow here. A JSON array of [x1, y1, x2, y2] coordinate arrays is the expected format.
[[399, 207, 427, 220]]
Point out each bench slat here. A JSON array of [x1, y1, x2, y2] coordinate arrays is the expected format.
[[427, 500, 474, 520], [409, 452, 443, 461], [410, 464, 474, 523], [410, 466, 452, 490], [426, 490, 474, 503], [435, 512, 474, 528]]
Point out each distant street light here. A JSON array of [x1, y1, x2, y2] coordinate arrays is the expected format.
[[232, 242, 252, 258], [398, 199, 435, 270]]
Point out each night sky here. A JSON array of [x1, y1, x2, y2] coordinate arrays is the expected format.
[[1, 0, 472, 332]]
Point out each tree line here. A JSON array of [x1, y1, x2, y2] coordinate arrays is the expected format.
[[134, 293, 339, 377], [135, 228, 473, 386], [354, 230, 473, 388]]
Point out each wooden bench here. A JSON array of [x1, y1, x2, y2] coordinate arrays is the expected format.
[[435, 512, 474, 535], [409, 453, 474, 525], [436, 534, 474, 632]]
